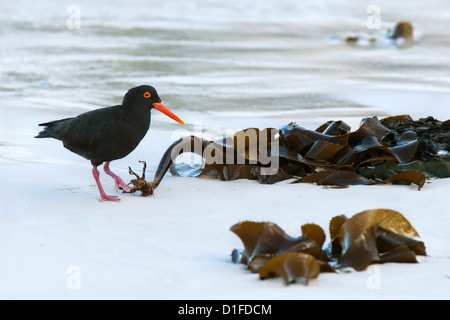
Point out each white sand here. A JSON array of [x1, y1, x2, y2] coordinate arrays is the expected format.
[[1, 106, 449, 300]]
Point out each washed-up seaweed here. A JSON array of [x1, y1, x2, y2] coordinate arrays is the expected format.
[[123, 161, 155, 197], [258, 252, 320, 285], [126, 115, 448, 195], [380, 115, 450, 176], [332, 209, 425, 271], [229, 221, 327, 273], [230, 209, 426, 285]]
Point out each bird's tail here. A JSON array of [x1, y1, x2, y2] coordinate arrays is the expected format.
[[35, 130, 53, 138], [34, 117, 73, 139]]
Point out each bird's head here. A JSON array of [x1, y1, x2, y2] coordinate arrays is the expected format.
[[123, 85, 185, 125]]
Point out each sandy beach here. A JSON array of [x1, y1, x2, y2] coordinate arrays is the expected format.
[[1, 111, 449, 299], [0, 0, 449, 300]]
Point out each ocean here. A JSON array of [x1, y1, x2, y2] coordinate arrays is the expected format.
[[1, 0, 449, 157]]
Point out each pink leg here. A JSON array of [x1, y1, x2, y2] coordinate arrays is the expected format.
[[103, 162, 131, 191], [92, 166, 120, 202]]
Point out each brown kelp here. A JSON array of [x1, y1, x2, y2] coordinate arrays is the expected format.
[[126, 115, 448, 196], [231, 209, 426, 285]]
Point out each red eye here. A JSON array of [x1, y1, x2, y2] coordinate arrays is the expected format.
[[143, 92, 151, 98]]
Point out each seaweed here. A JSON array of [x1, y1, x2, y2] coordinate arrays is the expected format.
[[381, 116, 450, 162], [336, 209, 424, 271], [231, 209, 426, 285], [169, 116, 448, 187], [127, 115, 448, 195], [123, 161, 155, 197], [229, 221, 325, 269], [259, 252, 320, 285]]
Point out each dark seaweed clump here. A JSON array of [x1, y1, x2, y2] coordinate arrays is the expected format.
[[127, 115, 449, 196], [230, 209, 426, 285], [380, 115, 450, 162], [123, 115, 448, 196]]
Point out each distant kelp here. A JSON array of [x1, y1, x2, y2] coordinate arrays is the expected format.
[[230, 209, 426, 285], [343, 21, 414, 49], [125, 115, 448, 196]]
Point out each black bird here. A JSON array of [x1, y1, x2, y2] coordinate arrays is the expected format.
[[35, 85, 185, 202]]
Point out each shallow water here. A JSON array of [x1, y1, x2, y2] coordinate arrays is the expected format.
[[1, 0, 450, 154]]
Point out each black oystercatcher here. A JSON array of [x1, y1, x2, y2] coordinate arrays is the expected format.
[[35, 85, 185, 202]]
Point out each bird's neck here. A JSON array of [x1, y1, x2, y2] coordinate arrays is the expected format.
[[121, 103, 151, 128], [123, 101, 149, 115]]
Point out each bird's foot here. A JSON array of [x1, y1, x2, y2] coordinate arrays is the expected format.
[[115, 177, 132, 192], [100, 194, 121, 202], [104, 162, 132, 191]]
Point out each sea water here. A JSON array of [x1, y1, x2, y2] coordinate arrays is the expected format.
[[1, 0, 449, 164]]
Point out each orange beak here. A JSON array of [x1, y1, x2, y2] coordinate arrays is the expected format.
[[153, 102, 185, 125]]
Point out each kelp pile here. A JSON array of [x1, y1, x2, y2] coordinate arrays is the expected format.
[[379, 115, 450, 178], [127, 115, 448, 196], [230, 209, 426, 285]]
